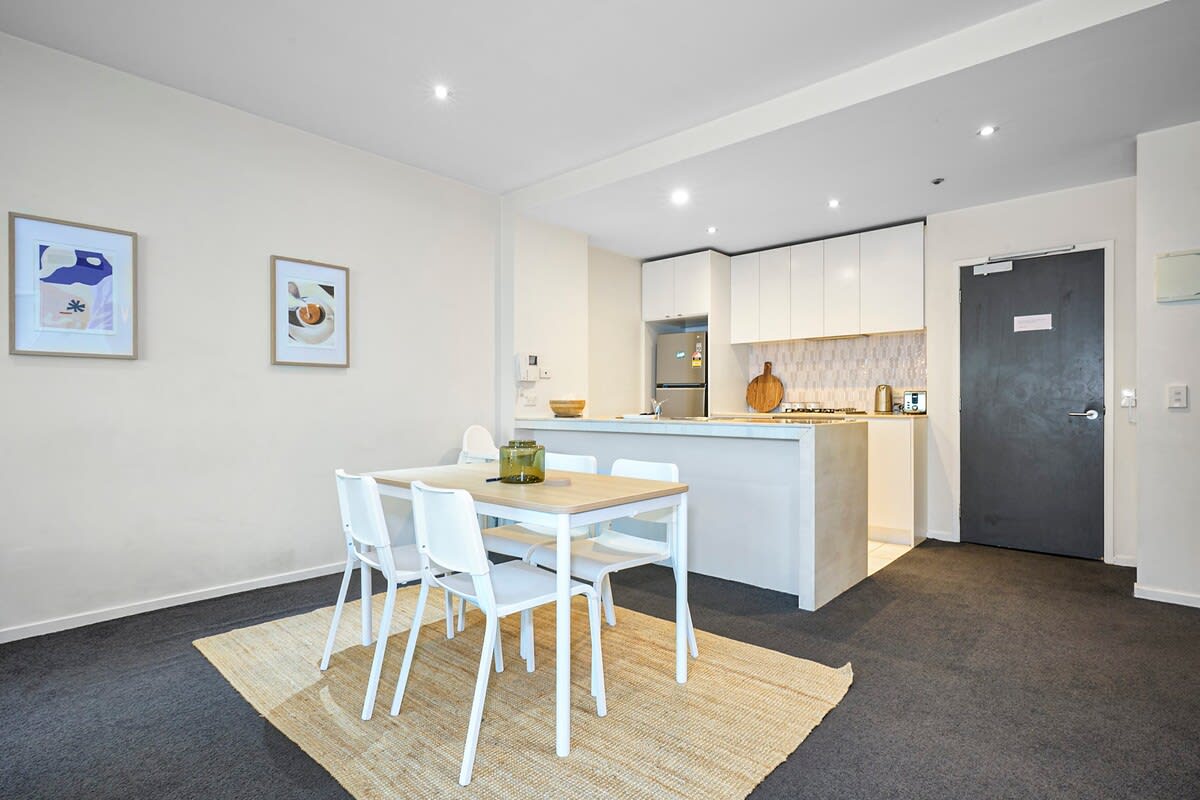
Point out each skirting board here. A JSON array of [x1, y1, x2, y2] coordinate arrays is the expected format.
[[1110, 554, 1137, 568], [1133, 582, 1200, 610], [0, 560, 346, 644], [924, 529, 959, 543]]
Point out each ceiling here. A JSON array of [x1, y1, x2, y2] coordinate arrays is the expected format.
[[1, 1, 1193, 260], [526, 1, 1200, 258], [0, 0, 1039, 193]]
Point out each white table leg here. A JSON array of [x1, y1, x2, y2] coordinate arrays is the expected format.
[[675, 493, 688, 684], [555, 513, 571, 756]]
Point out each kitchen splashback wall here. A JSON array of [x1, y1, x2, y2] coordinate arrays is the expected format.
[[748, 331, 927, 410]]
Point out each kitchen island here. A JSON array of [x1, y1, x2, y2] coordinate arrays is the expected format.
[[512, 416, 867, 611]]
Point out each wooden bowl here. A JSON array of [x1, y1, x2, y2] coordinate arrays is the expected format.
[[549, 399, 586, 418]]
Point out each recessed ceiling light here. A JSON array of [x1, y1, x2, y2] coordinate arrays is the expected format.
[[828, 198, 840, 209], [670, 188, 690, 206], [433, 84, 450, 101], [931, 177, 945, 185], [977, 125, 997, 137], [706, 226, 718, 234]]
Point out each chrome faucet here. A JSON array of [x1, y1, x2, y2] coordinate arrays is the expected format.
[[649, 397, 664, 418]]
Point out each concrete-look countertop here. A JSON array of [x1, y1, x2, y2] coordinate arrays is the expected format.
[[513, 415, 863, 440], [710, 411, 929, 422]]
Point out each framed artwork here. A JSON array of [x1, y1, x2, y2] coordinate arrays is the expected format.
[[8, 212, 138, 359], [270, 255, 349, 367]]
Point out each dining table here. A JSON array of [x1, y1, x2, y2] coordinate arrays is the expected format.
[[369, 461, 689, 757]]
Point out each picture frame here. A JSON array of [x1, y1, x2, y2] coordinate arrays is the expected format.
[[8, 212, 138, 359], [270, 255, 350, 367]]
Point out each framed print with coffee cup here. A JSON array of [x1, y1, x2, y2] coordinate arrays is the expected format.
[[270, 256, 349, 367], [9, 212, 138, 359]]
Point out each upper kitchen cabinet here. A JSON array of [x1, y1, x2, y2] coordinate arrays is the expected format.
[[729, 252, 759, 343], [642, 252, 711, 321], [823, 233, 860, 337], [789, 240, 824, 339], [859, 221, 924, 334], [758, 247, 791, 341]]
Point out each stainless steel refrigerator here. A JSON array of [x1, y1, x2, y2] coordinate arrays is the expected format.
[[655, 332, 707, 417]]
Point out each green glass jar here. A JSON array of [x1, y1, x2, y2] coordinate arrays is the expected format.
[[498, 440, 545, 484]]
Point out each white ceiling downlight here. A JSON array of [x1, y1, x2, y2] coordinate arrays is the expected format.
[[707, 226, 718, 234], [670, 188, 690, 206], [977, 124, 997, 136], [433, 84, 450, 101], [827, 198, 840, 209]]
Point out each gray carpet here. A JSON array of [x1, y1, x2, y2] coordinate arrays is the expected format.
[[2, 541, 1198, 799]]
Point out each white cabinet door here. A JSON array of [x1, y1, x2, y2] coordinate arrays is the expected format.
[[642, 258, 676, 321], [757, 247, 791, 341], [860, 221, 924, 333], [789, 240, 824, 338], [673, 252, 711, 318], [729, 253, 759, 343], [867, 419, 915, 541], [823, 233, 860, 336]]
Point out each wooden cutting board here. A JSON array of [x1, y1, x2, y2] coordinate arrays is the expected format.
[[746, 361, 784, 413]]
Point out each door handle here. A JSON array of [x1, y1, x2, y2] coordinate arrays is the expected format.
[[1068, 409, 1100, 420]]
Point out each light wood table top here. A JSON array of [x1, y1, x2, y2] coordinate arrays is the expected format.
[[370, 462, 687, 515]]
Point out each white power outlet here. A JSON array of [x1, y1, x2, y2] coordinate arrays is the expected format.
[[1167, 384, 1189, 409], [519, 388, 537, 407], [539, 367, 552, 379]]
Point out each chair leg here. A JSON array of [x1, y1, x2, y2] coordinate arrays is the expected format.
[[586, 591, 607, 717], [457, 597, 466, 632], [687, 604, 699, 658], [600, 574, 617, 626], [319, 556, 355, 671], [459, 614, 498, 786], [390, 579, 430, 716], [360, 560, 374, 645], [360, 580, 397, 720], [444, 589, 455, 640], [493, 621, 505, 673], [521, 609, 535, 672]]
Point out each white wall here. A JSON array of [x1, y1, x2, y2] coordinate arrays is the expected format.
[[1133, 121, 1200, 608], [587, 246, 642, 418], [924, 178, 1138, 562], [0, 36, 499, 640], [512, 215, 589, 418]]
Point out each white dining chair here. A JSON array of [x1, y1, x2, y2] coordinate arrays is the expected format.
[[527, 458, 699, 659], [392, 480, 607, 786], [321, 470, 458, 721], [457, 424, 500, 464], [479, 452, 598, 560]]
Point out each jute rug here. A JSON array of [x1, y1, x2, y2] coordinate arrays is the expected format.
[[194, 586, 852, 799]]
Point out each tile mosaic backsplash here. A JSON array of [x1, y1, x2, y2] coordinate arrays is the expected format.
[[747, 331, 927, 411]]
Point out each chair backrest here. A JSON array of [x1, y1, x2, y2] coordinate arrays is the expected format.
[[610, 458, 679, 536], [545, 452, 598, 474], [611, 458, 678, 482], [410, 481, 491, 578], [334, 469, 398, 578], [458, 425, 499, 464]]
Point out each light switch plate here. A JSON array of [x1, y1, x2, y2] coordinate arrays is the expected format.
[[539, 367, 552, 379], [1168, 384, 1189, 409]]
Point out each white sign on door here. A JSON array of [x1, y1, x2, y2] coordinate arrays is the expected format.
[[1013, 313, 1053, 332]]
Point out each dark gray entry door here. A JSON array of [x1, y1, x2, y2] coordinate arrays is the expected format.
[[960, 249, 1104, 559]]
